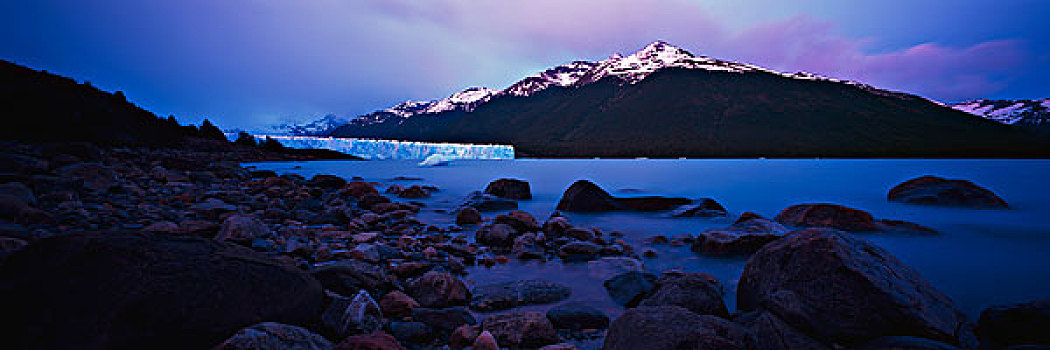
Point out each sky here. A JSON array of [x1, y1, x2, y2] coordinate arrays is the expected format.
[[2, 0, 1048, 129]]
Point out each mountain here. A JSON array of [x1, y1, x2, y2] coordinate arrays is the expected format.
[[950, 98, 1049, 133], [269, 114, 352, 136], [327, 41, 1049, 158]]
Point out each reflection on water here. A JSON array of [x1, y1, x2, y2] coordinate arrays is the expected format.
[[251, 159, 1050, 320]]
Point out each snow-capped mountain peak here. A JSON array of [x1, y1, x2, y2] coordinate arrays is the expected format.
[[951, 98, 1050, 126], [421, 86, 497, 114]]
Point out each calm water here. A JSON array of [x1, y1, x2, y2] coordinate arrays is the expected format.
[[251, 159, 1050, 323]]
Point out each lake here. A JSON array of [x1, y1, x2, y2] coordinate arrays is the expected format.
[[249, 158, 1050, 325]]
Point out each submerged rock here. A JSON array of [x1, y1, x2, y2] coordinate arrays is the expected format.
[[555, 180, 620, 212], [737, 228, 976, 347], [2, 232, 323, 349], [462, 191, 519, 212], [976, 298, 1050, 349], [546, 301, 611, 330], [603, 271, 659, 307], [470, 279, 572, 311], [775, 203, 880, 231], [888, 175, 1008, 208], [484, 178, 532, 200], [454, 206, 482, 225], [638, 273, 728, 318], [215, 322, 332, 350], [670, 198, 728, 217], [693, 212, 789, 255], [603, 306, 756, 350]]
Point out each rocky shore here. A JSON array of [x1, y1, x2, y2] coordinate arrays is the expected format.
[[1, 141, 1047, 350]]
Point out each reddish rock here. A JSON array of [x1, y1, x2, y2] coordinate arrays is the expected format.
[[482, 311, 559, 348], [396, 185, 430, 199], [406, 271, 471, 308], [494, 210, 540, 232], [888, 175, 1008, 208], [343, 181, 380, 199], [379, 291, 420, 318], [484, 178, 533, 200], [215, 214, 270, 243], [455, 206, 482, 225], [555, 180, 619, 212], [693, 212, 790, 255], [449, 325, 480, 349], [775, 203, 880, 231], [334, 331, 405, 350]]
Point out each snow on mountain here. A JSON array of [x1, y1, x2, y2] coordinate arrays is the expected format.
[[420, 87, 498, 114], [503, 61, 600, 97], [269, 114, 351, 136], [951, 98, 1050, 126]]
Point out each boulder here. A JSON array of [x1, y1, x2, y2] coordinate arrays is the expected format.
[[734, 311, 828, 350], [215, 214, 270, 243], [976, 299, 1050, 349], [311, 260, 396, 297], [557, 241, 601, 262], [396, 185, 430, 199], [0, 182, 36, 206], [855, 336, 961, 350], [475, 223, 519, 249], [449, 325, 480, 348], [461, 191, 518, 212], [494, 210, 541, 232], [603, 271, 659, 307], [379, 291, 419, 318], [388, 321, 433, 344], [1, 232, 323, 349], [55, 162, 118, 192], [308, 174, 347, 190], [775, 203, 880, 231], [454, 206, 482, 225], [587, 257, 644, 280], [484, 178, 532, 200], [343, 181, 380, 199], [737, 228, 976, 347], [482, 311, 560, 348], [670, 198, 728, 217], [555, 180, 620, 212], [546, 301, 610, 330], [473, 330, 499, 350], [0, 193, 29, 220], [333, 331, 405, 350], [322, 290, 383, 338], [470, 279, 572, 312], [692, 212, 789, 255], [215, 322, 332, 350], [603, 306, 756, 350], [888, 175, 1007, 208], [406, 271, 471, 308], [638, 273, 728, 318]]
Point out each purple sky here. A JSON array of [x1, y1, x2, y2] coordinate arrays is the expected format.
[[2, 0, 1047, 129]]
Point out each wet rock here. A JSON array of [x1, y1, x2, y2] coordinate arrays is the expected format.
[[462, 191, 518, 212], [564, 227, 594, 241], [558, 241, 601, 262], [482, 311, 560, 348], [546, 301, 610, 330], [55, 162, 118, 192], [311, 260, 396, 297], [379, 291, 419, 318], [855, 336, 961, 350], [475, 223, 519, 249], [775, 203, 880, 231], [473, 330, 499, 350], [670, 198, 728, 217], [411, 307, 477, 339], [191, 198, 238, 216], [888, 175, 1008, 208], [603, 271, 659, 307], [604, 306, 756, 350], [512, 232, 544, 260], [322, 290, 384, 338], [358, 194, 391, 211], [737, 228, 976, 348], [614, 196, 693, 212], [494, 210, 541, 232], [976, 299, 1050, 349], [333, 331, 405, 350], [308, 174, 347, 190], [389, 321, 433, 344], [0, 182, 36, 206], [484, 178, 533, 200], [876, 219, 938, 234], [215, 214, 270, 243], [470, 279, 572, 311], [587, 257, 644, 280], [343, 181, 380, 199], [454, 206, 482, 225], [2, 232, 323, 349], [396, 185, 430, 199], [693, 212, 790, 255], [542, 213, 572, 237], [639, 273, 728, 317], [406, 271, 471, 308], [734, 310, 828, 350], [555, 180, 619, 212], [215, 322, 332, 350]]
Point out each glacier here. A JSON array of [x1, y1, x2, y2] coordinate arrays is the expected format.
[[237, 134, 515, 160]]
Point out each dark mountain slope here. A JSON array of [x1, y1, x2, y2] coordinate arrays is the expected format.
[[331, 68, 1050, 158]]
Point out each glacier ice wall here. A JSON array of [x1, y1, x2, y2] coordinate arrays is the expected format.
[[239, 134, 515, 160]]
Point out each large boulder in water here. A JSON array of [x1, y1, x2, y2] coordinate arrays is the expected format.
[[693, 212, 790, 255], [469, 279, 571, 312], [0, 232, 324, 349], [737, 228, 976, 348], [481, 311, 560, 348], [603, 306, 756, 350], [888, 175, 1008, 208], [638, 273, 729, 318], [976, 298, 1050, 349], [555, 180, 620, 212], [215, 322, 332, 350], [775, 203, 880, 231], [484, 178, 532, 200], [406, 271, 471, 308]]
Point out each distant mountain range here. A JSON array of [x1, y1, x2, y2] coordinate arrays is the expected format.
[[950, 98, 1049, 133]]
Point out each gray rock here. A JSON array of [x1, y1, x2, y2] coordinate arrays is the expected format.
[[482, 311, 560, 348], [470, 279, 572, 312], [407, 271, 471, 308], [977, 298, 1050, 349], [735, 311, 827, 350], [546, 301, 610, 330], [639, 273, 728, 317], [888, 175, 1008, 208], [311, 260, 395, 297], [215, 214, 270, 242], [411, 307, 477, 338], [484, 178, 532, 200], [322, 290, 383, 338], [693, 212, 789, 255], [462, 191, 518, 212], [603, 271, 659, 307]]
